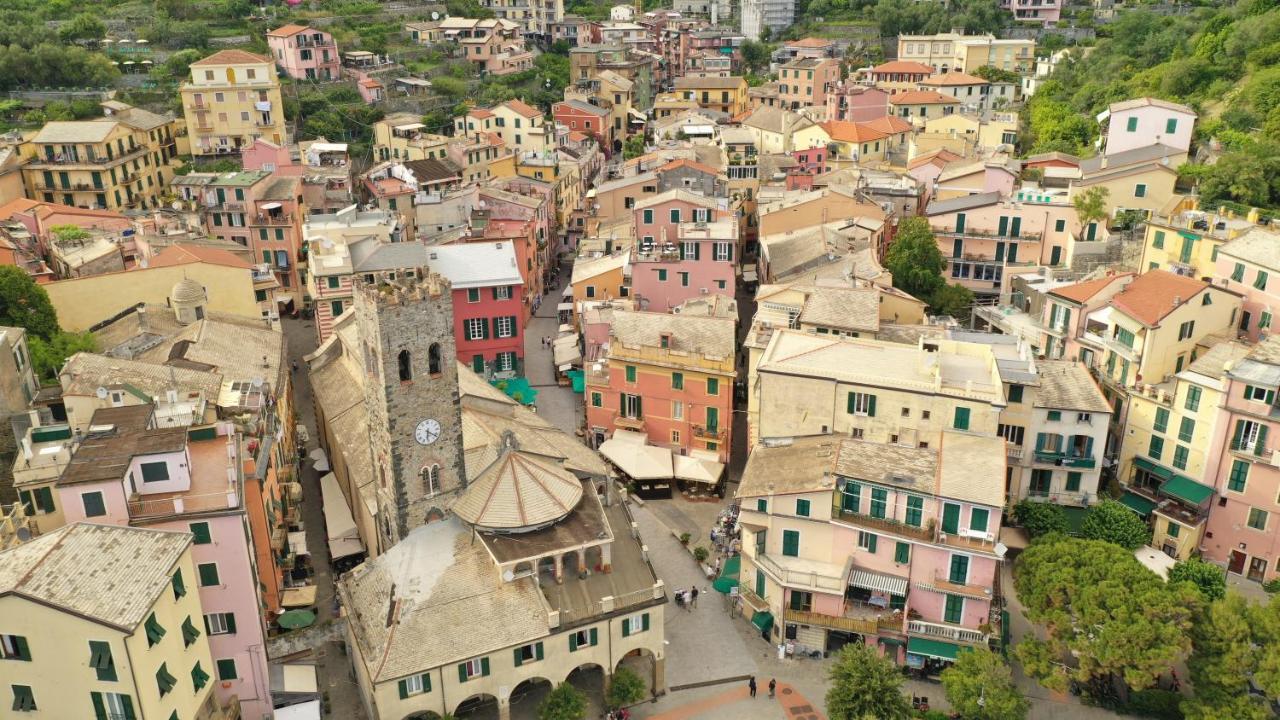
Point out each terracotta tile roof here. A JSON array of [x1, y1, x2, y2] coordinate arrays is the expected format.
[[859, 115, 913, 135], [359, 77, 383, 88], [148, 244, 252, 270], [191, 49, 271, 66], [1048, 272, 1135, 304], [0, 198, 42, 218], [821, 120, 888, 143], [568, 130, 590, 141], [469, 108, 495, 119], [267, 24, 309, 37], [908, 148, 963, 169], [890, 90, 960, 105], [502, 99, 543, 118], [1110, 270, 1207, 326], [870, 61, 935, 75], [920, 72, 989, 87]]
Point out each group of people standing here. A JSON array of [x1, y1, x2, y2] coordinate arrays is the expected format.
[[746, 677, 776, 699]]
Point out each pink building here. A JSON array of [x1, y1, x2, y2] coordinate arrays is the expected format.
[[267, 24, 341, 81], [427, 241, 527, 377], [1041, 273, 1135, 361], [1214, 229, 1278, 342], [1201, 339, 1280, 584], [1101, 97, 1197, 157], [631, 217, 739, 312], [925, 190, 1105, 297], [242, 138, 354, 214], [1002, 0, 1062, 25], [585, 309, 736, 463], [824, 83, 889, 122], [631, 189, 722, 248], [358, 75, 385, 104], [56, 405, 274, 719], [791, 145, 827, 175]]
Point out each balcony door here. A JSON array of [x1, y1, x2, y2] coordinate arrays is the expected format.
[[941, 502, 960, 534]]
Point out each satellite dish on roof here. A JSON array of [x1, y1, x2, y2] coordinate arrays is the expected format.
[[431, 11, 440, 19], [96, 387, 109, 399]]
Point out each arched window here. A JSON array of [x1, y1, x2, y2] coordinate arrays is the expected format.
[[398, 350, 412, 382], [428, 343, 442, 375], [422, 465, 441, 496]]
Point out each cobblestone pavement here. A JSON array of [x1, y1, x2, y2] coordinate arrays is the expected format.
[[283, 317, 369, 720], [524, 262, 581, 434]]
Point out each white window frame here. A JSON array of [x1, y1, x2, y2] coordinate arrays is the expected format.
[[0, 634, 23, 658], [1246, 386, 1270, 402], [681, 241, 696, 258], [462, 658, 484, 679], [849, 392, 872, 416], [623, 614, 646, 635], [572, 629, 591, 647], [713, 242, 731, 261], [496, 316, 515, 338], [672, 400, 683, 420], [857, 531, 876, 549], [104, 693, 130, 717], [1240, 420, 1263, 451], [1076, 413, 1092, 424], [466, 318, 486, 341], [622, 394, 641, 419], [494, 285, 512, 300], [403, 672, 427, 695], [205, 613, 232, 635], [496, 352, 515, 372]]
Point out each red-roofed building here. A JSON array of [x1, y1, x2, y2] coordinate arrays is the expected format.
[[266, 24, 340, 81], [821, 120, 891, 163], [0, 198, 130, 255], [1040, 273, 1135, 360], [553, 99, 613, 156], [865, 61, 936, 94], [888, 90, 961, 122]]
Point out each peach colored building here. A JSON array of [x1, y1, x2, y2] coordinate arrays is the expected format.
[[585, 309, 735, 463], [1200, 337, 1280, 584], [1213, 228, 1279, 342], [778, 57, 840, 111], [266, 24, 341, 81], [735, 433, 1006, 666], [864, 60, 935, 95]]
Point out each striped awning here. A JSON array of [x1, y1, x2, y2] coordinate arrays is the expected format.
[[848, 569, 908, 596]]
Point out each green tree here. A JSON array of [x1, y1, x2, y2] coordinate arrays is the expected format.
[[1072, 186, 1111, 228], [1011, 500, 1068, 539], [57, 13, 106, 43], [606, 667, 646, 707], [740, 40, 773, 74], [1014, 535, 1198, 694], [1079, 500, 1151, 550], [623, 135, 645, 160], [0, 266, 59, 340], [940, 648, 1028, 720], [538, 682, 588, 720], [884, 217, 945, 303], [1182, 593, 1279, 719], [50, 224, 90, 243], [1169, 557, 1227, 602], [826, 644, 912, 720], [928, 283, 974, 319], [972, 65, 1020, 84], [29, 331, 95, 383]]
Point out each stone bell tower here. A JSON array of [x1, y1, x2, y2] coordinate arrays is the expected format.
[[353, 267, 466, 551]]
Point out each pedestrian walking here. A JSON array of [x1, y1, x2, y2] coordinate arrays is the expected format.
[[748, 677, 757, 698], [291, 360, 298, 373], [691, 587, 699, 608], [768, 679, 776, 698]]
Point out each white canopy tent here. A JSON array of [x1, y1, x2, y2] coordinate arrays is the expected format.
[[672, 452, 724, 485], [319, 473, 364, 560], [599, 430, 673, 480]]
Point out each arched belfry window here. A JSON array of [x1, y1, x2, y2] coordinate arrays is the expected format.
[[398, 350, 412, 382], [428, 343, 442, 375]]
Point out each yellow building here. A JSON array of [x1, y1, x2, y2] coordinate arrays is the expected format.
[[1117, 341, 1247, 560], [1068, 146, 1184, 219], [181, 50, 286, 156], [0, 523, 234, 720], [24, 119, 171, 212], [673, 75, 749, 117], [570, 252, 629, 324], [1139, 202, 1261, 278], [43, 244, 262, 332], [923, 112, 1018, 153], [373, 113, 452, 163]]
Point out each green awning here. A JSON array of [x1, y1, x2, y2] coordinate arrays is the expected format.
[[1161, 475, 1214, 506], [1119, 491, 1157, 517], [907, 637, 960, 661], [277, 609, 316, 630], [1133, 457, 1173, 480], [751, 611, 774, 633], [713, 556, 741, 594], [568, 369, 585, 393]]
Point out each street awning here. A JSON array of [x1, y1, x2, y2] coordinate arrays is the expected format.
[[309, 447, 330, 473], [751, 610, 774, 633], [1119, 490, 1157, 517], [1133, 457, 1172, 480], [261, 201, 283, 210], [848, 569, 908, 596], [907, 637, 960, 662], [742, 270, 758, 282], [273, 700, 321, 720], [599, 431, 673, 480], [557, 302, 573, 311], [288, 530, 310, 556], [673, 454, 724, 484], [1161, 475, 1214, 506], [554, 337, 581, 366], [320, 472, 365, 560], [713, 555, 741, 594]]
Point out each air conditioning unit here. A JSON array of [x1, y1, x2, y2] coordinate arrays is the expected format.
[[699, 288, 709, 294]]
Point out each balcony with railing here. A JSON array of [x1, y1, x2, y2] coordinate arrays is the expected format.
[[908, 618, 990, 646], [691, 424, 725, 440], [936, 527, 999, 554], [30, 144, 147, 168], [254, 212, 294, 226], [917, 572, 994, 600], [738, 583, 770, 613], [832, 503, 934, 542], [613, 415, 645, 432], [934, 227, 1043, 242], [784, 608, 879, 635], [755, 552, 848, 593], [1032, 450, 1097, 468]]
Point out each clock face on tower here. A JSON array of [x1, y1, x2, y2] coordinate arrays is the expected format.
[[414, 419, 441, 445]]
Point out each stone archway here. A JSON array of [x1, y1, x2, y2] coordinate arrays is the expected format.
[[565, 663, 607, 717], [453, 692, 499, 720], [402, 712, 443, 720], [615, 647, 658, 699], [507, 676, 553, 719], [584, 545, 605, 573]]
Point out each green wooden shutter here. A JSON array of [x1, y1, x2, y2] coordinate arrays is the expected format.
[[481, 657, 490, 676], [997, 216, 1009, 236], [92, 692, 107, 720], [535, 642, 544, 660], [589, 628, 598, 646], [1257, 425, 1269, 456], [642, 613, 650, 631], [949, 554, 969, 583], [1010, 217, 1021, 237], [122, 696, 136, 720], [942, 503, 960, 534], [867, 533, 877, 553], [953, 407, 970, 430], [458, 664, 468, 683], [796, 498, 810, 517], [18, 490, 32, 515], [867, 395, 876, 417], [755, 569, 765, 598], [895, 541, 910, 564], [1232, 420, 1245, 449], [782, 529, 799, 557], [225, 613, 236, 634], [398, 679, 409, 699], [34, 487, 53, 513], [970, 508, 989, 533], [622, 620, 631, 638], [846, 392, 855, 414], [513, 647, 524, 666], [569, 633, 578, 651]]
